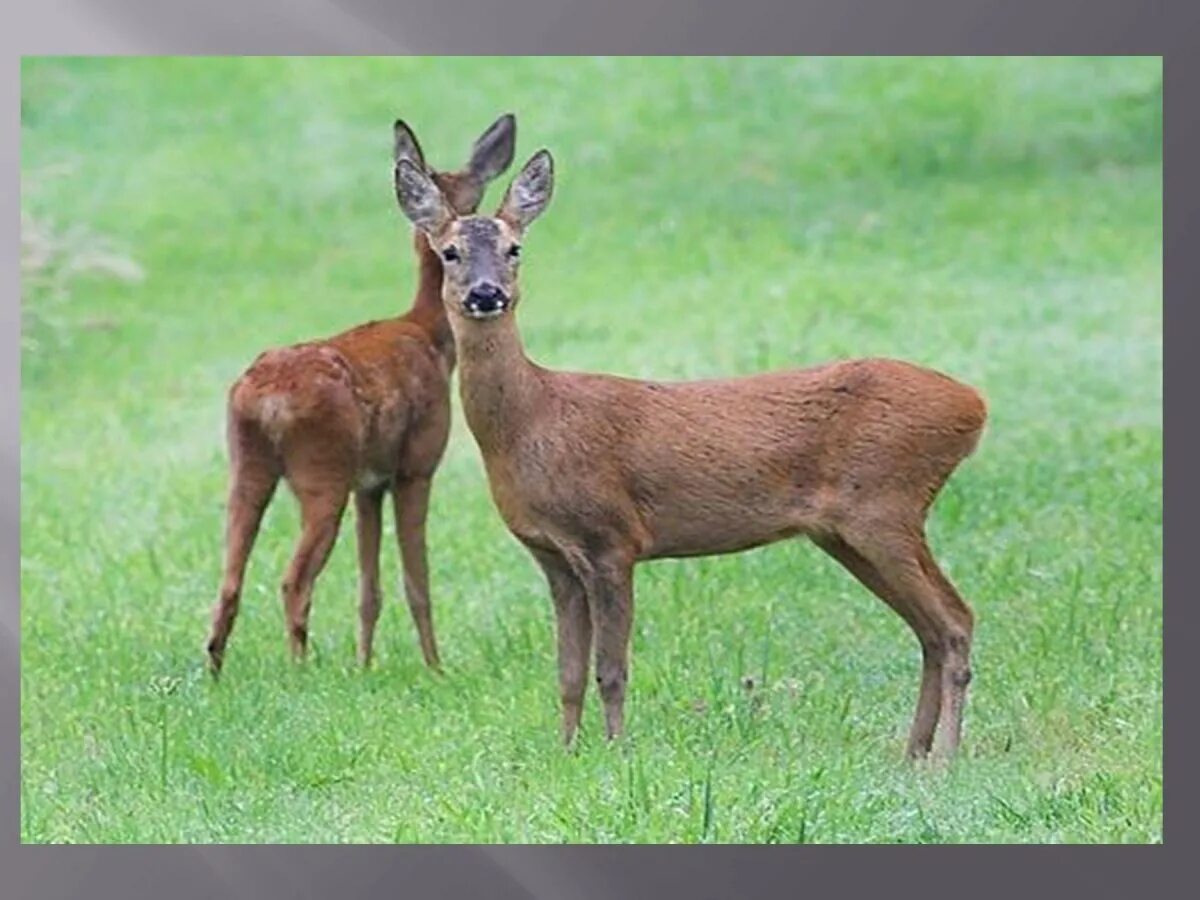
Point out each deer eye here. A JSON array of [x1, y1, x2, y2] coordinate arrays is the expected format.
[[507, 244, 521, 260], [441, 246, 461, 263]]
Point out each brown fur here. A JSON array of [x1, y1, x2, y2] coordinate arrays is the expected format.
[[457, 327, 985, 758], [396, 150, 988, 760], [206, 115, 516, 674]]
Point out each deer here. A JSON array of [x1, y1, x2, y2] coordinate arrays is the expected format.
[[392, 148, 989, 760], [205, 113, 518, 676]]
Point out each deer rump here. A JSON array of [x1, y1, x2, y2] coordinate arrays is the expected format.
[[228, 326, 449, 489]]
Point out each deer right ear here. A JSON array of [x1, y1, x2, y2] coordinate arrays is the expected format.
[[393, 119, 427, 169], [497, 149, 554, 231], [467, 112, 516, 184], [395, 158, 452, 235]]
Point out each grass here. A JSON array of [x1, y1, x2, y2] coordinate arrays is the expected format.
[[19, 56, 1162, 843]]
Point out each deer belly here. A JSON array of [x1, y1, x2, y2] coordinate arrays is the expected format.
[[643, 511, 804, 559], [356, 468, 393, 491], [353, 403, 412, 490], [634, 464, 817, 559], [355, 437, 402, 490]]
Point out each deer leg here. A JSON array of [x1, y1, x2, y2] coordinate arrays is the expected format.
[[393, 476, 441, 671], [814, 533, 942, 758], [355, 488, 385, 667], [581, 553, 635, 741], [532, 548, 592, 748], [207, 427, 279, 676], [835, 524, 973, 761], [280, 485, 347, 660], [916, 542, 975, 760]]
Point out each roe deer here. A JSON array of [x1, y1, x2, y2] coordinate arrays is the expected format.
[[206, 114, 517, 675], [393, 149, 988, 760]]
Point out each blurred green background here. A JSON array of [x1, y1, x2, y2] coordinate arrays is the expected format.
[[20, 57, 1161, 843]]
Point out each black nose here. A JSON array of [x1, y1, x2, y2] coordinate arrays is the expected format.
[[464, 283, 509, 316]]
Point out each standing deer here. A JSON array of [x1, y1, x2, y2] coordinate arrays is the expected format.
[[206, 114, 517, 675], [392, 149, 989, 760]]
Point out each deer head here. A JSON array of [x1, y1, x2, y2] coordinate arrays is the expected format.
[[394, 149, 554, 321]]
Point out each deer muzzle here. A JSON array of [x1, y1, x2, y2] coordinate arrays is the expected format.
[[463, 282, 510, 319]]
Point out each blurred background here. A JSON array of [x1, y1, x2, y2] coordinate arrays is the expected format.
[[20, 58, 1161, 843]]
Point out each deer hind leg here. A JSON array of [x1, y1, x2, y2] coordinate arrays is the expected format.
[[813, 533, 943, 759], [822, 521, 974, 761], [915, 541, 974, 759], [355, 488, 385, 667], [280, 466, 350, 660], [207, 422, 279, 676]]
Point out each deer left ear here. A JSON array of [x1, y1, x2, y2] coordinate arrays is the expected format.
[[395, 158, 453, 235], [497, 149, 554, 231]]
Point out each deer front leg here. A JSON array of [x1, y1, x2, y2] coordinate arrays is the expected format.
[[584, 554, 635, 741], [393, 476, 441, 671], [533, 549, 592, 748], [355, 488, 385, 667]]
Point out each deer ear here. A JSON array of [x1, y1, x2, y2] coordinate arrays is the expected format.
[[467, 113, 516, 184], [393, 119, 427, 169], [395, 158, 452, 235], [497, 149, 554, 230]]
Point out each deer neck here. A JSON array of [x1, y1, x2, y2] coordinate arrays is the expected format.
[[453, 312, 540, 453], [405, 231, 456, 368]]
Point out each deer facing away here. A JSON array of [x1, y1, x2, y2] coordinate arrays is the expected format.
[[206, 114, 517, 675], [393, 149, 988, 759]]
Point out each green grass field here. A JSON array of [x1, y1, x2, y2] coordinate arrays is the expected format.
[[20, 57, 1162, 843]]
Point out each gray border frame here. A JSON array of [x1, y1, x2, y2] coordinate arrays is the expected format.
[[6, 0, 1184, 895]]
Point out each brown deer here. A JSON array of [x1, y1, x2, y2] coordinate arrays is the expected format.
[[205, 114, 517, 675], [392, 149, 989, 760]]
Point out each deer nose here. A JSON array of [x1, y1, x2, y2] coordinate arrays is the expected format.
[[463, 282, 509, 317]]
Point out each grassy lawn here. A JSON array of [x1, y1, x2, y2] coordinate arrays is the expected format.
[[19, 57, 1162, 843]]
